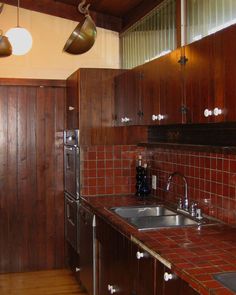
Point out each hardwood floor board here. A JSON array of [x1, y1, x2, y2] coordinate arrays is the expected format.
[[0, 269, 87, 295]]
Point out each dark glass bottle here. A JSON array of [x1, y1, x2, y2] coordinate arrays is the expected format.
[[140, 163, 150, 197], [135, 155, 144, 197]]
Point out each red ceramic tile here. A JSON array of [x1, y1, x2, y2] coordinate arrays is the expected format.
[[88, 160, 96, 169], [213, 287, 236, 295], [97, 151, 105, 160]]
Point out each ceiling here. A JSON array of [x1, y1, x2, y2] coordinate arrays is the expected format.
[[1, 0, 163, 32]]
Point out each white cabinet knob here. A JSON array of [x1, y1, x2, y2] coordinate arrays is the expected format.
[[110, 286, 117, 294], [121, 117, 131, 123], [68, 106, 75, 111], [204, 109, 213, 117], [152, 114, 164, 121], [108, 284, 117, 294], [164, 272, 174, 281], [213, 107, 222, 116], [136, 251, 144, 259]]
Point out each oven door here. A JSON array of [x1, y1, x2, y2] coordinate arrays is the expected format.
[[65, 193, 80, 253], [64, 145, 80, 199]]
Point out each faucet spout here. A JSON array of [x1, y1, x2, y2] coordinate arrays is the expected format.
[[166, 171, 189, 211]]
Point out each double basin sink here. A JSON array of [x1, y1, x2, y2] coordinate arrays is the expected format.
[[110, 204, 206, 231]]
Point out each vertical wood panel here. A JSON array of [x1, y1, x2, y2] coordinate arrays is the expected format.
[[0, 82, 66, 273]]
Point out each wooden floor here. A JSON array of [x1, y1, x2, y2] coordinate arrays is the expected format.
[[0, 269, 87, 295]]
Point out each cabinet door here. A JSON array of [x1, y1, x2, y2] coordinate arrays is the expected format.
[[115, 70, 141, 126], [141, 59, 161, 125], [213, 24, 236, 122], [160, 48, 183, 125], [156, 264, 199, 295], [131, 243, 156, 295], [184, 36, 214, 123], [66, 70, 79, 129], [96, 217, 130, 295], [184, 35, 214, 123]]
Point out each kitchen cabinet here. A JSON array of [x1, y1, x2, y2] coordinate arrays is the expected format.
[[95, 216, 198, 295], [66, 68, 123, 145], [212, 24, 236, 122], [114, 68, 143, 126], [181, 23, 236, 124], [79, 205, 95, 295], [183, 33, 215, 123], [156, 264, 199, 295], [96, 216, 130, 295], [115, 48, 183, 126], [96, 217, 156, 295], [130, 242, 156, 295], [115, 24, 236, 127], [141, 48, 183, 125]]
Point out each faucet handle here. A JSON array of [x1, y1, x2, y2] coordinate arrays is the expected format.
[[190, 202, 198, 216], [177, 197, 183, 209]]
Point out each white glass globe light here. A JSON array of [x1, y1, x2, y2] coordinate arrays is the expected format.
[[6, 27, 32, 56]]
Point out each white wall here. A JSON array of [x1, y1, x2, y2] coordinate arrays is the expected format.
[[0, 5, 120, 79]]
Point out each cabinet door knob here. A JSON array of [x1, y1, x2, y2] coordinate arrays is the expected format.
[[110, 286, 117, 294], [121, 117, 131, 123], [204, 109, 213, 117], [164, 272, 173, 281], [152, 114, 164, 121], [213, 107, 223, 116], [68, 106, 75, 111], [136, 251, 144, 259]]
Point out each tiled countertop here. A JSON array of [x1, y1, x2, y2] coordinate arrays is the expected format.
[[81, 195, 236, 295]]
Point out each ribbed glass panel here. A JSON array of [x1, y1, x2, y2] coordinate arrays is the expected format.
[[186, 0, 236, 44], [121, 0, 176, 69]]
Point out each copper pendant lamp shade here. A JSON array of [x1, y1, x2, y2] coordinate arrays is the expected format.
[[63, 0, 97, 55], [0, 30, 12, 57], [0, 4, 12, 57]]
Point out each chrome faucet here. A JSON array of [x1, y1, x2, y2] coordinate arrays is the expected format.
[[166, 172, 189, 212]]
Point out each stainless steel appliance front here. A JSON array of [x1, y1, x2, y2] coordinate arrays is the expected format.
[[64, 129, 80, 253], [65, 192, 80, 253], [64, 129, 80, 199]]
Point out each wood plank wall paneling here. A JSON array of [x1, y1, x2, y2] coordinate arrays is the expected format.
[[0, 82, 66, 273]]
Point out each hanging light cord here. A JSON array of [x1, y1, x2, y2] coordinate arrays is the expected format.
[[17, 0, 20, 27]]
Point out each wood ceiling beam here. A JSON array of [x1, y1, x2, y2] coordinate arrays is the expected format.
[[1, 0, 122, 32]]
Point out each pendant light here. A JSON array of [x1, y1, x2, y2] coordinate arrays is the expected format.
[[6, 0, 32, 56], [0, 4, 12, 57], [63, 0, 97, 55]]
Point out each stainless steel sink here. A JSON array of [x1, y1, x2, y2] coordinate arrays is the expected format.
[[213, 272, 236, 293], [127, 214, 199, 231], [110, 205, 177, 219]]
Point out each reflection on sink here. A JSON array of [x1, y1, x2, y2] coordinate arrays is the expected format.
[[110, 205, 177, 219], [213, 272, 236, 293], [127, 214, 198, 231]]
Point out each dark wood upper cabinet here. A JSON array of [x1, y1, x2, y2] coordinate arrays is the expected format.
[[66, 68, 124, 145], [115, 24, 236, 127], [158, 48, 183, 125], [115, 48, 183, 126], [115, 69, 143, 126], [213, 24, 236, 122], [184, 34, 215, 124]]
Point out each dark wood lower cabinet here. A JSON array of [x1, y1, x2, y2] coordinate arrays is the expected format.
[[96, 216, 200, 295], [156, 264, 199, 295]]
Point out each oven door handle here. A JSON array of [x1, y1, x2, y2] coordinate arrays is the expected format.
[[66, 204, 76, 226], [68, 218, 75, 227]]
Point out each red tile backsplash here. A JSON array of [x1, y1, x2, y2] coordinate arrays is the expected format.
[[81, 145, 236, 225], [81, 145, 145, 197]]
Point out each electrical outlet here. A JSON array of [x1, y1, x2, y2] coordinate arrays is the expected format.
[[152, 175, 157, 190]]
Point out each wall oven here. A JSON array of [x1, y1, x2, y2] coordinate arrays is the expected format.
[[64, 129, 80, 254], [64, 129, 80, 200]]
